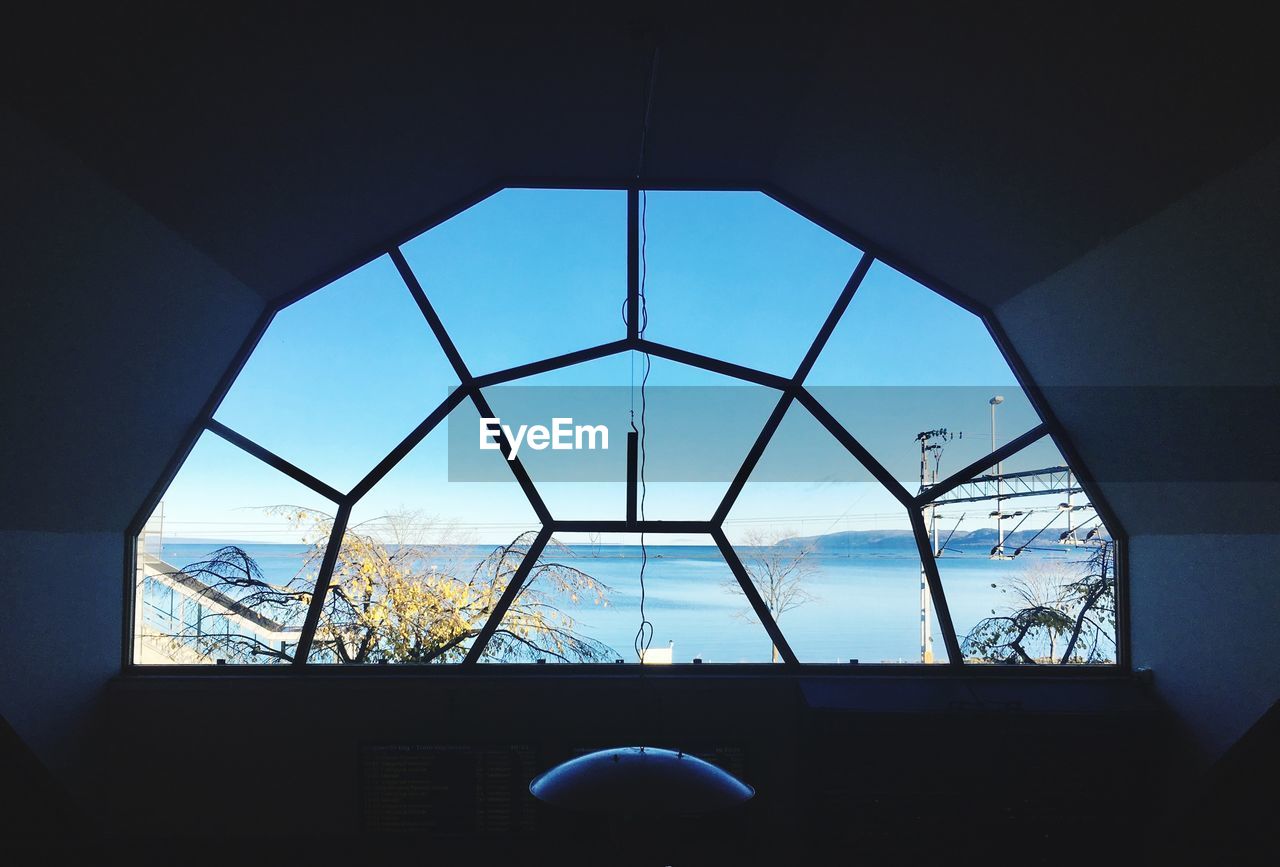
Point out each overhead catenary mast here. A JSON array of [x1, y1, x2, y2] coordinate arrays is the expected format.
[[912, 399, 1103, 665], [989, 395, 1014, 560], [916, 428, 959, 663]]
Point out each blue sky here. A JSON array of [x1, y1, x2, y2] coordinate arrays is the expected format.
[[155, 188, 1046, 546]]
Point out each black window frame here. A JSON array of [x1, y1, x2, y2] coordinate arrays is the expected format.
[[123, 180, 1128, 675]]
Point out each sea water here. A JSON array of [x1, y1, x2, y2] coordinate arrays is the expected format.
[[154, 541, 1095, 664]]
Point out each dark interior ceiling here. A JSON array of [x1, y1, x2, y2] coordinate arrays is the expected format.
[[7, 4, 1278, 310], [3, 5, 1278, 535]]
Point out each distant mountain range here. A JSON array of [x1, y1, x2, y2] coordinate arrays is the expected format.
[[157, 529, 1109, 558], [779, 527, 1108, 555]]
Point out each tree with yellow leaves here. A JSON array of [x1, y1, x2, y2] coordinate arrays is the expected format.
[[167, 509, 614, 664]]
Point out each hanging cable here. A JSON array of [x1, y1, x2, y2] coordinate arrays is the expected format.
[[1012, 510, 1062, 558], [938, 512, 965, 555], [633, 189, 654, 664], [620, 192, 653, 664]]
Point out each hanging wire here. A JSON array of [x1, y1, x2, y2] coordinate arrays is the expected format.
[[938, 512, 966, 555], [633, 188, 654, 664], [619, 194, 654, 663], [1011, 509, 1064, 557]]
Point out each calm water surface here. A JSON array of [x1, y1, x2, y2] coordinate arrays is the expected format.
[[157, 541, 1089, 664]]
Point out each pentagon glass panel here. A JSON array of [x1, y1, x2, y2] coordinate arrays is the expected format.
[[214, 255, 458, 493], [483, 533, 780, 663], [642, 191, 863, 375], [133, 431, 338, 664], [923, 435, 1117, 665], [807, 261, 1039, 487], [477, 355, 778, 522], [307, 400, 541, 663], [724, 401, 931, 663], [399, 188, 625, 376]]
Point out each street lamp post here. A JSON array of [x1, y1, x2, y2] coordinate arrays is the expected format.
[[990, 395, 1005, 559]]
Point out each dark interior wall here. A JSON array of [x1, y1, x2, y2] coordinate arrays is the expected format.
[[0, 531, 121, 786], [95, 675, 1162, 862], [996, 141, 1280, 760], [0, 110, 264, 532], [1129, 535, 1279, 759], [0, 111, 262, 780]]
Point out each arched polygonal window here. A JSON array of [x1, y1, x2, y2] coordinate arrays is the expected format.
[[130, 188, 1121, 669]]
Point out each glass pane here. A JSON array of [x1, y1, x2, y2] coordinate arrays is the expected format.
[[724, 401, 927, 663], [923, 435, 1118, 665], [214, 254, 457, 493], [399, 188, 626, 376], [306, 399, 541, 663], [636, 361, 778, 521], [472, 354, 779, 522], [807, 261, 1039, 487], [474, 354, 630, 523], [133, 431, 338, 664], [642, 191, 862, 375], [484, 534, 780, 663]]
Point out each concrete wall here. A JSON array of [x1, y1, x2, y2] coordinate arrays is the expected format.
[[998, 140, 1280, 760]]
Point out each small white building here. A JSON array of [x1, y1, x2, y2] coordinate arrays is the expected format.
[[639, 640, 674, 665]]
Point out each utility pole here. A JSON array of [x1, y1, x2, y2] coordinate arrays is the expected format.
[[1058, 469, 1084, 545], [916, 428, 957, 663], [989, 395, 1010, 560]]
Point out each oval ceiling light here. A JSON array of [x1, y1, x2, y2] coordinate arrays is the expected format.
[[529, 746, 755, 815]]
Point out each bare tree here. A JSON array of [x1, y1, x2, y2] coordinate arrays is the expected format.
[[158, 508, 615, 664], [997, 561, 1079, 661], [727, 528, 818, 662], [962, 540, 1115, 664]]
